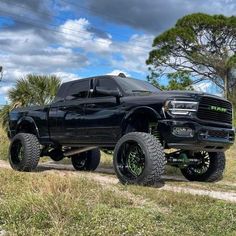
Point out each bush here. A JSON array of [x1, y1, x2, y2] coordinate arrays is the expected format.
[[0, 127, 9, 160]]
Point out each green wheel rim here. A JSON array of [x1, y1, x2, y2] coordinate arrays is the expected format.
[[127, 145, 145, 176], [117, 141, 146, 180]]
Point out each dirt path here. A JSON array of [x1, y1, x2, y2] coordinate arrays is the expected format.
[[1, 160, 236, 203]]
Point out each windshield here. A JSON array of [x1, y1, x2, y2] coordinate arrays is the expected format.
[[115, 77, 161, 94]]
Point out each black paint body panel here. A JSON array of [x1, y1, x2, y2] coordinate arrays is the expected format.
[[8, 75, 235, 151]]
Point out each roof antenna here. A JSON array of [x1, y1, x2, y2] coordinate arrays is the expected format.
[[118, 72, 126, 78]]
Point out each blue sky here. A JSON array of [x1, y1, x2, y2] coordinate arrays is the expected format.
[[0, 0, 235, 104]]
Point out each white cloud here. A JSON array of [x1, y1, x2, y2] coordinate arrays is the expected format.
[[52, 71, 81, 83], [59, 18, 112, 53], [107, 70, 131, 77], [0, 16, 154, 104], [193, 81, 211, 92], [111, 34, 154, 74], [0, 45, 88, 83], [0, 84, 13, 103], [0, 29, 48, 54], [193, 81, 223, 97], [0, 85, 13, 95]]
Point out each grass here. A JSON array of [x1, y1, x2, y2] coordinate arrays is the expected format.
[[224, 143, 236, 182], [125, 184, 236, 236], [0, 127, 8, 161], [0, 170, 133, 235], [0, 127, 236, 235], [0, 169, 236, 235]]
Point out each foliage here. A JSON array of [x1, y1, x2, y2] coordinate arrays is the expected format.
[[0, 74, 61, 130], [147, 13, 236, 98], [0, 105, 11, 131], [8, 74, 61, 107], [148, 70, 194, 90], [0, 126, 8, 160], [229, 88, 236, 124]]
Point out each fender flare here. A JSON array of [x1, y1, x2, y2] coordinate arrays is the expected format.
[[16, 116, 39, 137], [121, 106, 161, 132]]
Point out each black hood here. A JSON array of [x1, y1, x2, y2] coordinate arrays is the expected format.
[[161, 90, 230, 102], [125, 90, 227, 103], [123, 90, 228, 106]]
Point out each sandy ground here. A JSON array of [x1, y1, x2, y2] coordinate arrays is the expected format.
[[1, 160, 236, 203]]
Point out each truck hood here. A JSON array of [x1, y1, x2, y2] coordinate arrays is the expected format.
[[159, 90, 229, 102], [123, 90, 228, 106]]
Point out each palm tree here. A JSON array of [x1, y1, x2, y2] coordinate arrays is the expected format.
[[8, 74, 61, 107], [0, 74, 61, 130], [0, 105, 11, 131]]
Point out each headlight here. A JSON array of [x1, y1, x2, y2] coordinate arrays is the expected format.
[[165, 100, 198, 115]]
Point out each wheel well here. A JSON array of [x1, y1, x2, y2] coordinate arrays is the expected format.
[[16, 120, 38, 136], [123, 109, 161, 137]]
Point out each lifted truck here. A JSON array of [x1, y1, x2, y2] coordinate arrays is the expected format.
[[8, 75, 235, 185]]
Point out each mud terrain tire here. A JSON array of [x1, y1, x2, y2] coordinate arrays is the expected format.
[[9, 133, 40, 171], [113, 132, 165, 186]]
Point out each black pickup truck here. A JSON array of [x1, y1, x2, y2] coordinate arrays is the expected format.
[[8, 74, 235, 185]]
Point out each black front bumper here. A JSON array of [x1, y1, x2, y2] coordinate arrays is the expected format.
[[158, 119, 235, 152]]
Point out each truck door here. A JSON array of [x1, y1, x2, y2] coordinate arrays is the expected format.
[[84, 77, 124, 144], [49, 79, 89, 144]]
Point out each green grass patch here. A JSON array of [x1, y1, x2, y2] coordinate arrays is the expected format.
[[224, 143, 236, 182], [0, 127, 8, 161], [125, 185, 236, 236], [0, 169, 161, 235], [0, 169, 236, 235]]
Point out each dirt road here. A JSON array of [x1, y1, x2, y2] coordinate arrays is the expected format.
[[1, 160, 236, 203]]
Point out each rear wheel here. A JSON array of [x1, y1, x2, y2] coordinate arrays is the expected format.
[[71, 148, 101, 171], [9, 133, 40, 171], [180, 151, 225, 182], [113, 132, 165, 186]]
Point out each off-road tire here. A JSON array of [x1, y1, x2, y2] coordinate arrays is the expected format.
[[113, 132, 166, 186], [9, 133, 40, 171], [71, 148, 101, 171], [181, 152, 225, 182]]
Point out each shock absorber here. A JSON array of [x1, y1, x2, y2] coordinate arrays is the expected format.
[[149, 123, 161, 140]]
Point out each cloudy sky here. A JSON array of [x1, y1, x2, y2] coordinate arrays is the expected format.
[[0, 0, 235, 104]]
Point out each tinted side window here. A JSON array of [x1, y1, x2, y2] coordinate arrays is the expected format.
[[97, 78, 118, 90], [65, 80, 89, 100], [92, 78, 118, 98], [54, 83, 71, 102]]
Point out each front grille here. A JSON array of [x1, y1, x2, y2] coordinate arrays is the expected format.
[[197, 97, 232, 125]]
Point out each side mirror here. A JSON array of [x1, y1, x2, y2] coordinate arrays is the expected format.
[[95, 87, 122, 98]]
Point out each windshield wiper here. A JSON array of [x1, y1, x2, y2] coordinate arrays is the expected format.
[[132, 90, 150, 93]]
